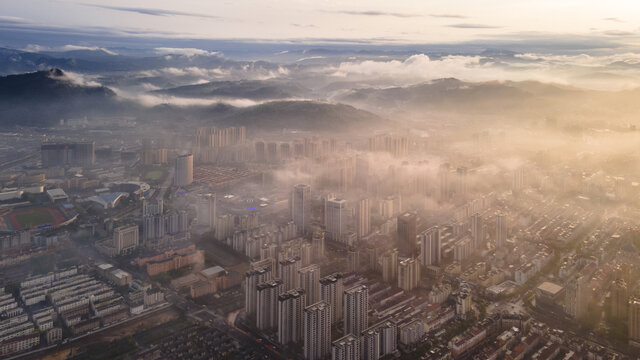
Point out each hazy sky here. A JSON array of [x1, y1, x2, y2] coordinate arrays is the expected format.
[[2, 0, 640, 45]]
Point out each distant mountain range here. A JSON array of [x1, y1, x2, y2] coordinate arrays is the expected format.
[[0, 68, 386, 131], [152, 80, 311, 100], [217, 100, 386, 131], [334, 78, 640, 129], [0, 68, 125, 126], [136, 100, 387, 133], [333, 78, 591, 119], [0, 68, 115, 99], [335, 78, 540, 112], [5, 61, 640, 132], [0, 47, 279, 74]]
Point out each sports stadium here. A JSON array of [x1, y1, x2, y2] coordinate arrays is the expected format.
[[0, 204, 77, 231]]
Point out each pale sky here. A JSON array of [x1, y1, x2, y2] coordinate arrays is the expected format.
[[1, 0, 640, 45]]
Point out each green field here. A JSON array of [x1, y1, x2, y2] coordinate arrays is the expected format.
[[15, 210, 55, 228], [145, 170, 164, 181]]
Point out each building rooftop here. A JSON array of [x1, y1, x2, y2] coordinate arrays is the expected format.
[[47, 188, 68, 200], [537, 281, 563, 296], [201, 266, 225, 278], [97, 263, 113, 271], [111, 269, 131, 279]]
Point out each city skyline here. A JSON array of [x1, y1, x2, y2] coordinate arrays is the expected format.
[[2, 1, 640, 359]]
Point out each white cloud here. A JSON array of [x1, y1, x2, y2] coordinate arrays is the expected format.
[[154, 47, 219, 57], [0, 15, 28, 23], [111, 86, 260, 107], [112, 84, 312, 108], [136, 65, 289, 83], [327, 54, 526, 84], [331, 54, 479, 78], [23, 44, 117, 55], [139, 66, 229, 78], [23, 44, 48, 52], [60, 45, 118, 55], [515, 52, 640, 66], [322, 53, 640, 90], [59, 71, 102, 87], [137, 94, 260, 107], [296, 56, 326, 62]]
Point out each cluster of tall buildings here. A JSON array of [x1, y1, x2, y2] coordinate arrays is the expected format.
[[343, 285, 369, 337], [398, 258, 420, 291], [438, 163, 473, 201], [112, 225, 139, 255], [278, 288, 306, 344], [325, 198, 349, 244], [322, 156, 357, 192], [359, 321, 397, 360], [141, 140, 167, 165], [495, 212, 507, 249], [174, 154, 193, 187], [397, 212, 417, 258], [512, 166, 527, 193], [142, 210, 189, 244], [378, 195, 402, 220], [255, 141, 291, 163], [304, 284, 371, 360], [332, 285, 397, 360], [290, 184, 375, 245], [380, 249, 399, 283], [290, 184, 311, 235], [41, 141, 95, 167], [304, 301, 332, 360], [610, 278, 628, 320], [368, 134, 409, 157], [256, 279, 283, 329], [245, 263, 376, 360], [194, 126, 246, 163], [355, 198, 370, 240], [469, 213, 485, 249], [319, 273, 344, 324], [220, 222, 305, 260], [630, 296, 640, 346], [196, 193, 217, 229], [256, 137, 337, 163], [565, 275, 588, 319], [298, 264, 321, 304], [419, 226, 441, 267]]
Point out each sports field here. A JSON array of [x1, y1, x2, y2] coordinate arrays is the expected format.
[[15, 211, 55, 228], [145, 170, 164, 181], [6, 206, 67, 230]]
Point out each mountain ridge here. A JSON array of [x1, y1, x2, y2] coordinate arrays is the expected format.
[[152, 79, 311, 100]]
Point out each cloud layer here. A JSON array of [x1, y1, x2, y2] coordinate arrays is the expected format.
[[325, 10, 420, 18], [79, 4, 222, 19], [24, 44, 118, 55], [320, 52, 640, 90], [448, 23, 501, 29], [154, 48, 220, 57]]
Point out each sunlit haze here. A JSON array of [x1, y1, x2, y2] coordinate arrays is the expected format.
[[3, 0, 640, 44], [3, 2, 640, 360]]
